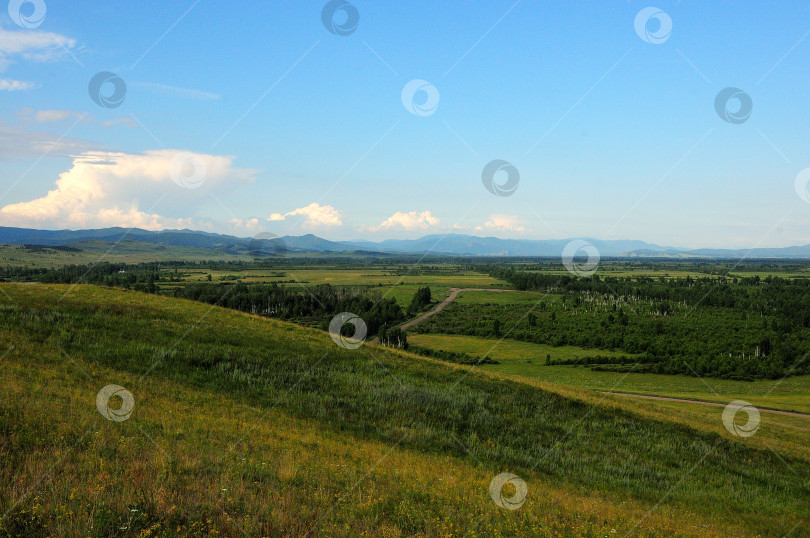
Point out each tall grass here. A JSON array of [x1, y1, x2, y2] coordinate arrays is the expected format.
[[0, 284, 807, 536]]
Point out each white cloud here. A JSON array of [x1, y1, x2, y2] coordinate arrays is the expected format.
[[137, 82, 221, 101], [372, 210, 439, 231], [268, 203, 342, 228], [0, 123, 93, 159], [16, 109, 136, 128], [99, 117, 136, 128], [474, 214, 528, 233], [229, 217, 262, 232], [0, 79, 36, 91], [0, 29, 77, 71], [0, 150, 256, 230], [31, 109, 83, 122]]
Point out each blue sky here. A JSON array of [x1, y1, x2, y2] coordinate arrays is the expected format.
[[1, 0, 810, 247]]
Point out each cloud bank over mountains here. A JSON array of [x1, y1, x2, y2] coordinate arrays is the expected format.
[[1, 149, 528, 237], [0, 150, 256, 230]]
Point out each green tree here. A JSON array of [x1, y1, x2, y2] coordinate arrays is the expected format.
[[407, 287, 432, 315], [378, 325, 408, 349]]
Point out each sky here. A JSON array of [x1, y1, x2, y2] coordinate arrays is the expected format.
[[1, 0, 810, 248]]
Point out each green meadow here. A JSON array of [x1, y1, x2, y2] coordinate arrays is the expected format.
[[408, 333, 810, 414]]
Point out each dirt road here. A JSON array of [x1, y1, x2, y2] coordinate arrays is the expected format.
[[606, 391, 810, 418], [370, 288, 507, 343], [399, 288, 507, 331]]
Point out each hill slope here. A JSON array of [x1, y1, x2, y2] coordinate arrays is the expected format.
[[0, 284, 806, 536]]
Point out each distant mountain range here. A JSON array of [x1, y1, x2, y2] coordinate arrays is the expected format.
[[1, 226, 810, 259]]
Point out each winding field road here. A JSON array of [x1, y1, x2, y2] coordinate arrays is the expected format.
[[370, 288, 506, 343], [399, 288, 507, 331], [606, 392, 810, 418]]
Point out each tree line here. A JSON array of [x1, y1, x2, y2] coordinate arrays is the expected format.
[[1, 262, 408, 348]]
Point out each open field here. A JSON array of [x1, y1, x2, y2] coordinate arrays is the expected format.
[[453, 289, 560, 305], [0, 241, 250, 267], [408, 333, 810, 414], [151, 267, 501, 309], [372, 284, 451, 309], [1, 283, 807, 536], [408, 333, 634, 363], [170, 267, 504, 287]]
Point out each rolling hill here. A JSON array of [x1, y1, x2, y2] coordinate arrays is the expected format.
[[0, 283, 806, 536]]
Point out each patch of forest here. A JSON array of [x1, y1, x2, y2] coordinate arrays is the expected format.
[[423, 266, 810, 380]]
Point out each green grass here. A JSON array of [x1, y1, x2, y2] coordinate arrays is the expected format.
[[161, 268, 494, 308], [370, 284, 451, 309], [0, 355, 744, 538], [176, 268, 504, 287], [159, 270, 459, 308], [407, 333, 810, 414], [453, 289, 559, 305], [408, 333, 632, 362], [0, 284, 808, 536]]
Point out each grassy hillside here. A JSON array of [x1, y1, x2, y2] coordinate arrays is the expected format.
[[0, 284, 807, 536]]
